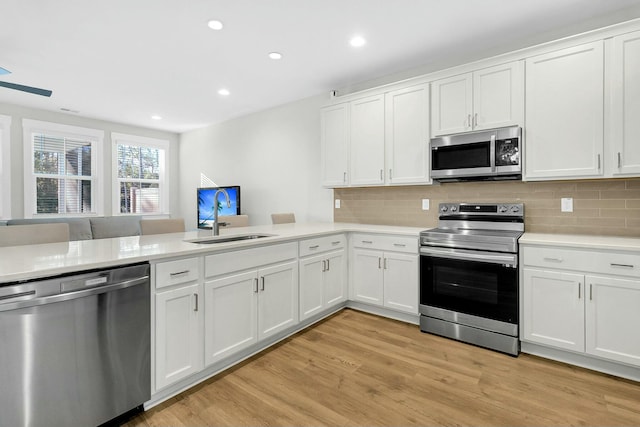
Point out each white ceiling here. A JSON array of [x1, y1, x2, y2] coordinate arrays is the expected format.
[[1, 0, 640, 134]]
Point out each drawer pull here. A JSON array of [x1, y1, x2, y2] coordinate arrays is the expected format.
[[393, 243, 406, 247], [308, 245, 320, 250], [331, 241, 341, 245], [170, 270, 190, 277], [543, 257, 563, 263], [362, 240, 373, 244], [610, 263, 634, 269]]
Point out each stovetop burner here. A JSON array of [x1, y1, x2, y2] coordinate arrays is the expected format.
[[420, 202, 524, 253]]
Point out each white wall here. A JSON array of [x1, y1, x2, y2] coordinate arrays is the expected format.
[[178, 94, 333, 228], [0, 103, 180, 218]]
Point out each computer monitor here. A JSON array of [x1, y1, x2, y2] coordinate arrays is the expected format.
[[197, 186, 241, 229]]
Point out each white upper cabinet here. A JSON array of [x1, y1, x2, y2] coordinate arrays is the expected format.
[[431, 61, 523, 136], [473, 62, 524, 131], [608, 31, 640, 176], [431, 73, 472, 136], [385, 83, 430, 185], [525, 41, 605, 180], [320, 103, 350, 187], [350, 94, 386, 186]]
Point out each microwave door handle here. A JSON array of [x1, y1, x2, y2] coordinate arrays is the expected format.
[[490, 134, 496, 172]]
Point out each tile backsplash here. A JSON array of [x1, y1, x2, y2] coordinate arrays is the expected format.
[[333, 178, 640, 237]]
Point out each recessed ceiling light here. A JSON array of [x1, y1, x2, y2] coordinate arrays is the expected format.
[[218, 88, 230, 96], [151, 115, 162, 120], [350, 35, 367, 47], [207, 20, 224, 30], [268, 52, 283, 60]]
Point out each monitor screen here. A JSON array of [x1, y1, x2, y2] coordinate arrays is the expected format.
[[197, 186, 241, 229]]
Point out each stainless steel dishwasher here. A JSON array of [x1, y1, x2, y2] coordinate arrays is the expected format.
[[0, 263, 150, 427]]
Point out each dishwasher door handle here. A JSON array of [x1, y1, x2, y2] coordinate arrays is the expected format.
[[0, 276, 149, 312]]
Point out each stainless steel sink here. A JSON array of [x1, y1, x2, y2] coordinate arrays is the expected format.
[[185, 233, 274, 244]]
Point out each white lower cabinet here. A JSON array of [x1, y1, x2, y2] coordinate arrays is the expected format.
[[154, 257, 203, 391], [204, 271, 258, 365], [585, 275, 640, 366], [203, 243, 299, 367], [351, 234, 419, 314], [299, 234, 347, 320], [521, 244, 640, 368]]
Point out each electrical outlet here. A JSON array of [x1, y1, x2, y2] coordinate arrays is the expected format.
[[335, 199, 341, 209], [561, 198, 573, 212], [422, 199, 430, 210]]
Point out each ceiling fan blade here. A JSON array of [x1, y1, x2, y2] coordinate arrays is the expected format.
[[0, 81, 52, 97], [0, 67, 10, 75]]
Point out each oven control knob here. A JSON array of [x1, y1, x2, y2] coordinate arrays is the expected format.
[[450, 206, 458, 212], [440, 206, 448, 213], [511, 205, 520, 213], [499, 205, 508, 213]]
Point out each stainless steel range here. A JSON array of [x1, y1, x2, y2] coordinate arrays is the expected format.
[[419, 202, 524, 356]]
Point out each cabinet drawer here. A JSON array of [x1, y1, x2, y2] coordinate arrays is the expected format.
[[205, 242, 298, 278], [155, 257, 200, 290], [299, 234, 346, 257], [351, 233, 418, 253], [523, 246, 640, 278]]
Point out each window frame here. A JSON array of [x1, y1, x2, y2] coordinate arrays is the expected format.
[[22, 119, 104, 218], [0, 114, 12, 219], [111, 132, 169, 216]]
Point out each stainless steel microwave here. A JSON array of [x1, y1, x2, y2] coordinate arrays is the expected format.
[[430, 126, 522, 181]]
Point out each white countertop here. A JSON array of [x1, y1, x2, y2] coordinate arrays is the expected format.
[[520, 232, 640, 252], [0, 222, 424, 284]]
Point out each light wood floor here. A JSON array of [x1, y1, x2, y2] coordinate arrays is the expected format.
[[125, 309, 640, 426]]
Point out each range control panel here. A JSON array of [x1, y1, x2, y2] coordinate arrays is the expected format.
[[438, 203, 524, 217]]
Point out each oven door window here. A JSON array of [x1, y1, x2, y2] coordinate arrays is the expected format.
[[420, 255, 518, 324], [432, 141, 491, 170]]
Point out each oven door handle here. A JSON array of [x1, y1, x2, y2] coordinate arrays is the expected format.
[[420, 247, 517, 267]]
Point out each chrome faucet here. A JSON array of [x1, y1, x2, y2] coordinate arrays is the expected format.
[[212, 188, 231, 236]]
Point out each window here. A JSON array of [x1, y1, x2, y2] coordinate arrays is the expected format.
[[23, 119, 103, 217], [112, 133, 169, 215], [0, 114, 11, 219]]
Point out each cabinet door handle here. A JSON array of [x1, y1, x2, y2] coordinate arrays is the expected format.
[[260, 276, 265, 291], [590, 284, 593, 301], [474, 113, 478, 128], [321, 260, 326, 272], [383, 258, 388, 270], [380, 169, 383, 180], [597, 154, 601, 170], [389, 169, 393, 180], [343, 172, 347, 183], [170, 270, 190, 277], [193, 293, 198, 312], [254, 278, 259, 293], [467, 114, 471, 128], [378, 257, 382, 269], [618, 152, 622, 169], [543, 257, 563, 263], [610, 263, 634, 268], [578, 282, 581, 299]]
